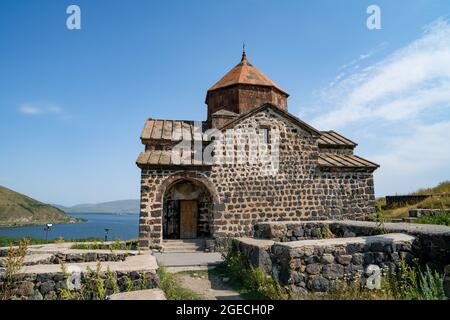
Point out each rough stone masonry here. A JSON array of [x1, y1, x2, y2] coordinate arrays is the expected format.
[[136, 52, 379, 249]]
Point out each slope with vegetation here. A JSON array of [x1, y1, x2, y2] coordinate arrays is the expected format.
[[0, 186, 75, 227], [376, 181, 450, 225]]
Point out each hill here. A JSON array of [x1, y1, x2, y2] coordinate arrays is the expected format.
[[0, 186, 76, 226], [55, 199, 140, 214], [377, 181, 450, 219]]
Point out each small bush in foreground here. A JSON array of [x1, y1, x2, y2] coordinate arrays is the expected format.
[[0, 239, 29, 300], [219, 242, 446, 300], [158, 265, 203, 300], [218, 242, 288, 300], [307, 260, 446, 300], [415, 211, 450, 226]]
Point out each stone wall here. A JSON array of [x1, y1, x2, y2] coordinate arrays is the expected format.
[[139, 109, 376, 248], [384, 195, 430, 209], [0, 269, 158, 300], [409, 208, 450, 218], [0, 252, 131, 266], [253, 220, 450, 269], [233, 234, 416, 295]]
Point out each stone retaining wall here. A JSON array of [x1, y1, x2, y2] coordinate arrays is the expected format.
[[409, 208, 450, 218], [384, 195, 430, 209], [0, 252, 131, 266], [253, 220, 450, 268], [0, 269, 159, 300], [233, 234, 416, 294]]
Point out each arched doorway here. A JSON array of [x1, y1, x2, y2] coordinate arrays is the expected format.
[[162, 179, 213, 239]]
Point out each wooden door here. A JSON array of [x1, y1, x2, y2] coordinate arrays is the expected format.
[[180, 200, 198, 239]]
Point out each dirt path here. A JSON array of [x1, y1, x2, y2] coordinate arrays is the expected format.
[[177, 271, 243, 300]]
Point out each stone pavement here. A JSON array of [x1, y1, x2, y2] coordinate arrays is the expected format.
[[154, 252, 223, 272], [178, 273, 242, 300], [19, 253, 157, 274], [108, 289, 166, 300]]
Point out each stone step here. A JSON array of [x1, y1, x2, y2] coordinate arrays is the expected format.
[[163, 248, 204, 253], [163, 245, 202, 249], [162, 239, 205, 244], [163, 247, 203, 252], [162, 240, 205, 252]]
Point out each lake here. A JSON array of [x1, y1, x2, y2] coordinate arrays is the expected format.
[[0, 213, 139, 240]]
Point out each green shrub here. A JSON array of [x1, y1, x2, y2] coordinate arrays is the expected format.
[[395, 260, 446, 300], [70, 240, 137, 251], [312, 260, 446, 300], [158, 265, 203, 300], [0, 239, 29, 300], [415, 211, 450, 226], [219, 242, 287, 300]]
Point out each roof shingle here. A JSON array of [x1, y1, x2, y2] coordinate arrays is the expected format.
[[318, 131, 357, 148], [318, 154, 379, 169], [208, 53, 288, 96]]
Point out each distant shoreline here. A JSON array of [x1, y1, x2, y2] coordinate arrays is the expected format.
[[0, 217, 86, 229], [66, 212, 139, 215]]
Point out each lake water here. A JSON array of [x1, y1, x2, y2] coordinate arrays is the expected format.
[[0, 213, 139, 240]]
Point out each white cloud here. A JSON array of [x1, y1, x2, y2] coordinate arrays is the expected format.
[[311, 18, 450, 129], [372, 121, 450, 195], [306, 17, 450, 196], [19, 103, 64, 116], [19, 104, 43, 115], [372, 121, 450, 175]]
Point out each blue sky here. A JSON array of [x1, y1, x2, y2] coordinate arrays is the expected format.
[[0, 0, 449, 205]]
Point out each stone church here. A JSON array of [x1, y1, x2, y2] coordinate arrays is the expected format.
[[136, 52, 379, 249]]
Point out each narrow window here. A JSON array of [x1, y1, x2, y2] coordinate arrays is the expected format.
[[260, 128, 270, 144]]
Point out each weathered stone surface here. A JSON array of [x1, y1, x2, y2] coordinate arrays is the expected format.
[[322, 264, 344, 280], [351, 253, 364, 265], [306, 264, 322, 275], [39, 281, 55, 295], [15, 281, 34, 296], [307, 276, 330, 292], [336, 254, 352, 265], [321, 254, 334, 264], [108, 289, 166, 300]]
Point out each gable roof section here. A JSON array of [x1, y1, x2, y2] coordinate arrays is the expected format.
[[318, 154, 379, 169], [136, 150, 207, 168], [219, 103, 321, 136], [141, 119, 208, 142], [319, 131, 357, 148]]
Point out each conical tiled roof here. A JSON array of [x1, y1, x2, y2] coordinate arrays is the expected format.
[[207, 52, 288, 96]]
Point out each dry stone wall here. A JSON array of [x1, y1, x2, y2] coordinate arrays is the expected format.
[[233, 234, 415, 295], [0, 269, 158, 300], [254, 220, 450, 269]]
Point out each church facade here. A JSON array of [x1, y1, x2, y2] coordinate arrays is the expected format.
[[136, 52, 379, 249]]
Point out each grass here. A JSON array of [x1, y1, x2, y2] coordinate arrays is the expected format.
[[158, 265, 204, 300], [415, 211, 450, 226], [0, 236, 102, 247], [70, 239, 138, 251], [215, 242, 288, 300], [0, 239, 29, 300], [376, 181, 450, 221], [312, 260, 446, 300], [414, 181, 450, 195]]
